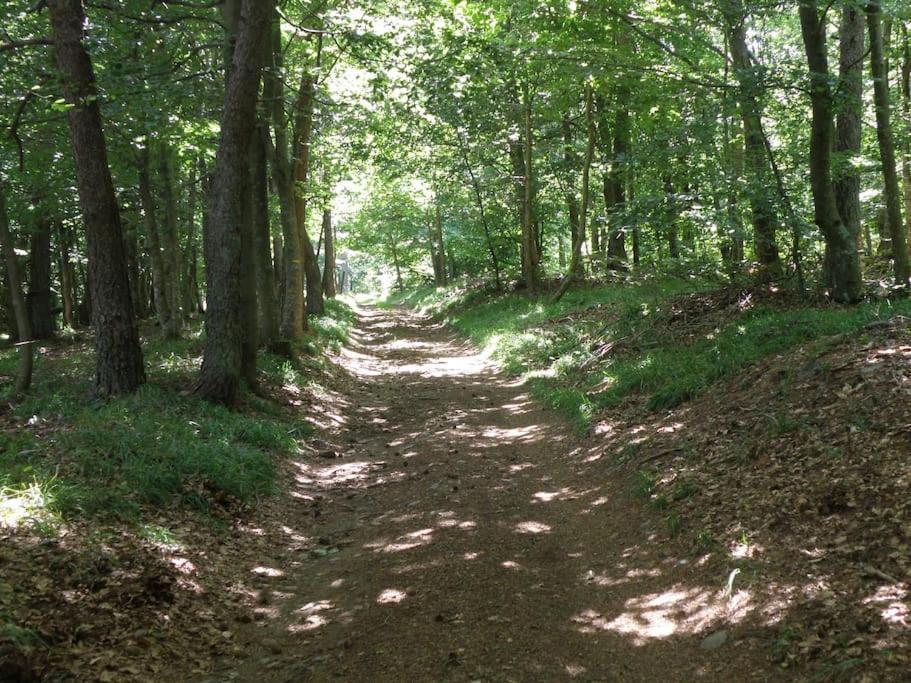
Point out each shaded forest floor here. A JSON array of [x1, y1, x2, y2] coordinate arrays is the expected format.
[[2, 282, 910, 681]]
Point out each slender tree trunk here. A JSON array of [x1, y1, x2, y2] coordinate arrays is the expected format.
[[57, 221, 75, 328], [196, 0, 271, 404], [27, 203, 54, 339], [48, 0, 145, 395], [522, 85, 540, 292], [867, 0, 909, 286], [456, 131, 501, 289], [723, 0, 782, 276], [138, 142, 171, 331], [0, 182, 33, 394], [901, 23, 911, 241], [427, 217, 441, 284], [183, 159, 199, 317], [157, 143, 183, 337], [264, 12, 305, 348], [607, 104, 630, 263], [664, 174, 680, 259], [252, 124, 278, 346], [835, 7, 864, 251], [799, 0, 863, 302], [434, 204, 447, 285], [322, 208, 336, 298], [239, 144, 258, 387], [291, 72, 324, 316], [553, 84, 596, 302], [562, 112, 585, 277], [391, 241, 403, 289]]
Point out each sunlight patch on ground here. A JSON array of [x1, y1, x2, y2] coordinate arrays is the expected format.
[[480, 425, 543, 440], [0, 482, 54, 529], [515, 521, 551, 534], [289, 599, 334, 632], [252, 566, 285, 578], [863, 585, 910, 627], [377, 588, 408, 604], [573, 584, 755, 644], [367, 527, 435, 553], [533, 488, 574, 503]]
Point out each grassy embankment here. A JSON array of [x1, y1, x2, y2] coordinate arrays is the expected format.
[[0, 298, 355, 533], [388, 279, 911, 431]]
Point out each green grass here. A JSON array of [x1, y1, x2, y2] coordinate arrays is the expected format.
[[390, 281, 911, 428], [0, 299, 355, 528]]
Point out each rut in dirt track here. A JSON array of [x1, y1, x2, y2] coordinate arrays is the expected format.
[[211, 304, 778, 682]]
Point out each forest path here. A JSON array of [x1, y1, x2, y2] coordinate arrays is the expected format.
[[211, 303, 778, 682]]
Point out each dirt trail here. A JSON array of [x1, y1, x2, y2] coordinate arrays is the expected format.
[[207, 304, 779, 682]]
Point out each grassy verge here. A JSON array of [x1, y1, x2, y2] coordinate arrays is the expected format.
[[0, 298, 355, 532], [389, 280, 911, 429]]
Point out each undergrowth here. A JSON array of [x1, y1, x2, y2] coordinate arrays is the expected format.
[[390, 280, 911, 430], [0, 299, 355, 530]]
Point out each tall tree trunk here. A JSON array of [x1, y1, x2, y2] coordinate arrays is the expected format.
[[252, 125, 278, 346], [264, 10, 305, 349], [48, 0, 145, 395], [723, 0, 782, 277], [835, 7, 864, 251], [427, 217, 441, 284], [183, 159, 199, 317], [607, 103, 630, 263], [27, 202, 54, 339], [521, 84, 540, 292], [799, 0, 863, 302], [562, 112, 585, 277], [57, 221, 75, 328], [901, 23, 911, 241], [196, 0, 271, 404], [322, 208, 336, 298], [553, 84, 596, 302], [239, 144, 258, 387], [456, 131, 501, 289], [292, 72, 324, 316], [138, 142, 171, 331], [867, 0, 910, 286], [0, 182, 33, 394], [664, 174, 680, 259], [157, 143, 183, 337], [434, 204, 447, 285]]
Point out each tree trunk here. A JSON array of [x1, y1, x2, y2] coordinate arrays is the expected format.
[[239, 142, 258, 387], [196, 0, 271, 404], [0, 182, 33, 394], [138, 142, 171, 331], [521, 85, 540, 292], [456, 131, 501, 289], [835, 7, 864, 251], [799, 0, 863, 302], [867, 0, 909, 286], [322, 208, 336, 298], [27, 204, 54, 339], [434, 204, 447, 285], [183, 159, 199, 317], [901, 23, 911, 242], [562, 112, 585, 277], [252, 124, 278, 346], [723, 0, 782, 277], [264, 11, 305, 349], [291, 72, 324, 316], [48, 0, 145, 395], [607, 103, 630, 262], [553, 84, 596, 302], [57, 221, 75, 328], [157, 143, 183, 337], [664, 174, 680, 259]]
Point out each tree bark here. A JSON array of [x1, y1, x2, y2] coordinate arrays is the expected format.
[[722, 0, 782, 276], [252, 124, 278, 346], [434, 204, 447, 285], [521, 84, 540, 292], [292, 72, 324, 316], [321, 208, 336, 298], [867, 1, 909, 286], [553, 84, 596, 302], [562, 112, 585, 277], [799, 0, 863, 302], [264, 10, 305, 349], [57, 221, 75, 328], [138, 142, 171, 331], [27, 202, 54, 339], [196, 0, 271, 404], [835, 6, 864, 251], [901, 23, 911, 242], [607, 103, 630, 263], [157, 143, 183, 337], [0, 181, 33, 394], [48, 0, 145, 395]]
